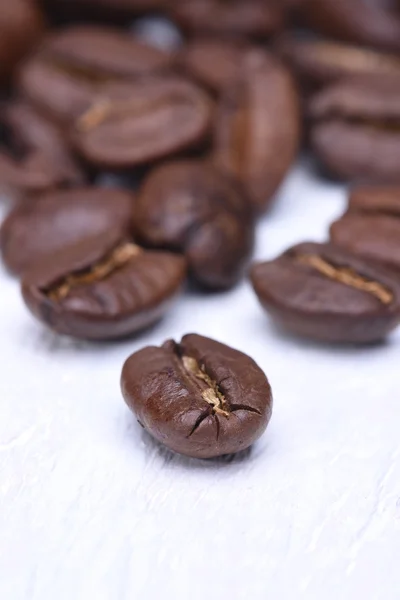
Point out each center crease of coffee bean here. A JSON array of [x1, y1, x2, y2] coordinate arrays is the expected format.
[[296, 254, 393, 304], [46, 242, 141, 301], [76, 94, 190, 132], [181, 355, 230, 417]]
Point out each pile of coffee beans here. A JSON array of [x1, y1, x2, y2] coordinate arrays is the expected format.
[[1, 0, 400, 458]]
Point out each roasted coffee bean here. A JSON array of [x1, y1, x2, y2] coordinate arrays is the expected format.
[[73, 77, 213, 169], [22, 229, 186, 340], [121, 334, 273, 458], [16, 26, 174, 125], [169, 0, 283, 39], [309, 75, 400, 181], [277, 35, 400, 90], [43, 0, 166, 22], [214, 51, 300, 214], [0, 100, 84, 198], [134, 160, 254, 290], [300, 0, 400, 53], [41, 26, 174, 80], [179, 39, 251, 95], [1, 187, 134, 275], [0, 0, 44, 82], [250, 242, 400, 344], [330, 186, 400, 271]]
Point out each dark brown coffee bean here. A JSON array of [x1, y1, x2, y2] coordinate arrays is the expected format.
[[73, 77, 213, 169], [179, 39, 250, 95], [16, 26, 174, 125], [0, 0, 44, 82], [214, 51, 300, 214], [41, 25, 174, 80], [250, 242, 400, 344], [330, 186, 400, 271], [17, 54, 97, 125], [0, 100, 85, 199], [309, 75, 400, 181], [169, 0, 283, 39], [22, 229, 187, 340], [0, 187, 134, 276], [121, 333, 273, 458], [43, 0, 166, 22], [134, 160, 254, 290], [277, 35, 400, 89], [300, 0, 400, 53]]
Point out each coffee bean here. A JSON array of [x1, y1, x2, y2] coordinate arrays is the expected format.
[[0, 187, 134, 276], [300, 0, 400, 53], [73, 77, 213, 169], [330, 185, 400, 271], [0, 0, 44, 82], [277, 35, 400, 90], [121, 333, 273, 458], [179, 39, 251, 95], [133, 160, 255, 289], [0, 100, 85, 198], [309, 74, 400, 181], [21, 229, 187, 340], [41, 25, 174, 80], [214, 51, 300, 213], [250, 242, 400, 344], [168, 0, 283, 39], [16, 26, 174, 125], [43, 0, 166, 22]]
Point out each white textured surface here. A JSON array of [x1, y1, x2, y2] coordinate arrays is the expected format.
[[1, 162, 400, 600]]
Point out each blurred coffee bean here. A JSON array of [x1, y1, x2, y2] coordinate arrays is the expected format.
[[21, 229, 187, 340], [41, 25, 175, 79], [0, 187, 134, 275], [73, 77, 213, 170], [300, 0, 400, 53], [0, 100, 84, 199], [168, 0, 283, 39], [277, 35, 400, 90], [330, 185, 400, 271], [251, 241, 400, 344], [179, 39, 251, 94], [16, 26, 174, 125], [0, 0, 45, 82], [134, 160, 254, 290], [214, 51, 300, 214], [309, 75, 400, 181], [41, 0, 167, 23]]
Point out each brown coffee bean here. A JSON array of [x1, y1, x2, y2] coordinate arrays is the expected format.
[[73, 77, 213, 169], [330, 186, 400, 271], [121, 334, 273, 458], [0, 187, 134, 276], [214, 51, 300, 214], [22, 229, 187, 340], [134, 160, 254, 290], [0, 0, 44, 82], [309, 75, 400, 181], [0, 100, 85, 198], [168, 0, 283, 39], [41, 25, 174, 80], [300, 0, 400, 53], [179, 39, 250, 95], [250, 242, 400, 344], [277, 35, 400, 89], [16, 26, 174, 125], [43, 0, 166, 22]]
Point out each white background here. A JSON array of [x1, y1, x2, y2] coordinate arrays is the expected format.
[[1, 15, 400, 600], [1, 160, 400, 600]]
